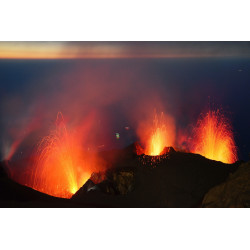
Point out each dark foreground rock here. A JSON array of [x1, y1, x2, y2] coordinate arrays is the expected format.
[[0, 161, 94, 207], [0, 164, 6, 179], [71, 144, 239, 207], [202, 161, 250, 208], [72, 168, 135, 200], [0, 144, 241, 207]]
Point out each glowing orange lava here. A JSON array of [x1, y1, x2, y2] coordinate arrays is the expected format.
[[192, 109, 237, 164], [28, 113, 96, 198], [137, 111, 176, 156]]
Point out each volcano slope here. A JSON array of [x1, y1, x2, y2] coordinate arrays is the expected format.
[[0, 161, 97, 208], [0, 161, 73, 207], [72, 143, 240, 207], [202, 161, 250, 208], [0, 144, 241, 207]]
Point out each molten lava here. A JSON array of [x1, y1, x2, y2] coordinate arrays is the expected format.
[[145, 119, 167, 156], [137, 111, 176, 156], [192, 109, 237, 164], [28, 113, 96, 198]]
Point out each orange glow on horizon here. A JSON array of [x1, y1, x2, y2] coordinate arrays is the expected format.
[[0, 42, 66, 59], [0, 42, 243, 59], [0, 42, 135, 59]]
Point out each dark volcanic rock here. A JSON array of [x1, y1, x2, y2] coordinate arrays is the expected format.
[[71, 148, 239, 207], [0, 143, 241, 207], [100, 168, 135, 195], [0, 161, 84, 207], [111, 170, 135, 195], [0, 161, 8, 178], [71, 179, 96, 200], [161, 146, 176, 155], [72, 168, 135, 201], [90, 172, 107, 184], [202, 161, 250, 208]]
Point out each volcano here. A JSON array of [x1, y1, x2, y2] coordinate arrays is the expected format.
[[0, 143, 243, 208]]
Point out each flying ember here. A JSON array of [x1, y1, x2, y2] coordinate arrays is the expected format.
[[28, 112, 93, 198], [191, 109, 238, 164], [137, 111, 176, 156]]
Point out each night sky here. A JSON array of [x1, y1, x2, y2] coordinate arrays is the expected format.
[[0, 42, 250, 161]]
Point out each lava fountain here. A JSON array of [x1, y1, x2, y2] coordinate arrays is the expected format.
[[28, 112, 95, 198], [136, 111, 176, 156], [192, 109, 238, 164]]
